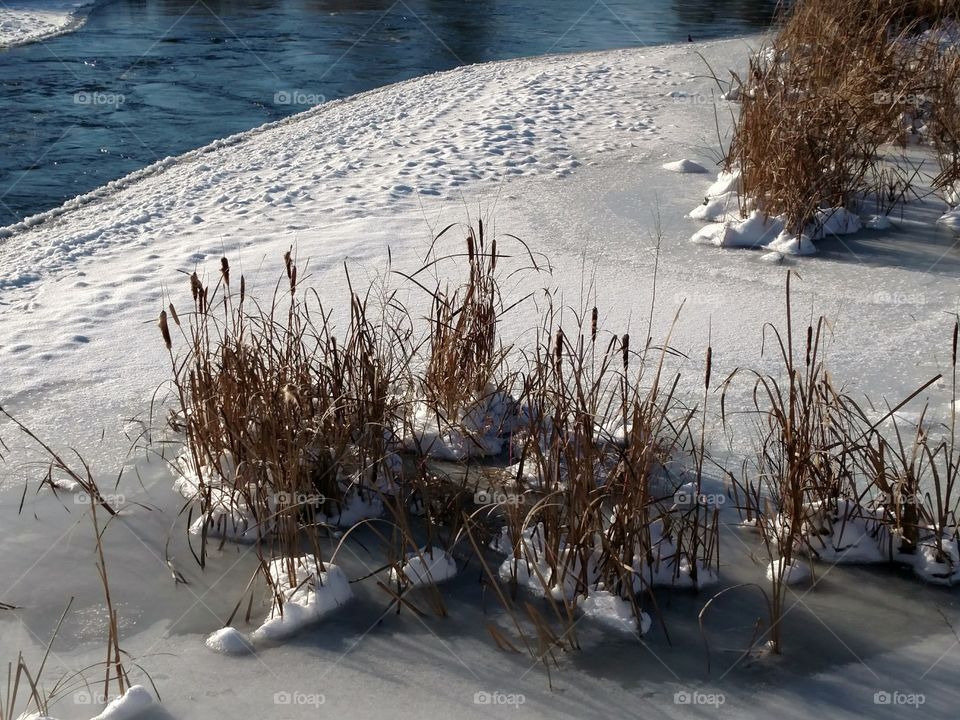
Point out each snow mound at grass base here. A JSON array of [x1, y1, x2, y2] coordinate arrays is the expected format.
[[205, 627, 255, 655], [89, 686, 155, 720], [390, 547, 458, 586], [252, 558, 352, 643], [579, 589, 652, 635], [662, 158, 708, 173], [765, 558, 811, 585]]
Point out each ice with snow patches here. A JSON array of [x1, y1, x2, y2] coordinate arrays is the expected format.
[[252, 558, 352, 642]]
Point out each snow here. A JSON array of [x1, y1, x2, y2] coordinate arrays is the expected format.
[[937, 207, 960, 231], [252, 558, 353, 643], [205, 627, 255, 655], [765, 558, 811, 585], [579, 589, 652, 635], [0, 1, 91, 48], [914, 534, 960, 586], [322, 487, 384, 528], [688, 191, 740, 221], [687, 171, 864, 255], [865, 214, 893, 230], [662, 158, 708, 174], [403, 394, 513, 460], [89, 686, 154, 720], [390, 547, 458, 586], [690, 210, 785, 249]]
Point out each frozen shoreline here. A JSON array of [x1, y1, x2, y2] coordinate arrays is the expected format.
[[0, 1, 94, 49], [2, 31, 960, 720]]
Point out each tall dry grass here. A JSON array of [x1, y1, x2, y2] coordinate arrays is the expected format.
[[727, 0, 960, 233]]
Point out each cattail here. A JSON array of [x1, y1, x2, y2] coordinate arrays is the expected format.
[[591, 307, 598, 344], [290, 266, 297, 295], [190, 271, 201, 303], [466, 230, 475, 283], [221, 257, 230, 286], [555, 329, 564, 373], [704, 345, 713, 390], [284, 249, 293, 280], [159, 310, 172, 350], [805, 325, 812, 367], [621, 333, 630, 370], [953, 319, 958, 368], [240, 275, 246, 305], [168, 303, 180, 327], [491, 236, 497, 271]]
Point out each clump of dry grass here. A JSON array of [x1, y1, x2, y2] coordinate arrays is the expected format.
[[724, 273, 959, 653], [161, 251, 419, 614], [159, 223, 715, 660], [727, 0, 960, 233], [421, 222, 502, 418]]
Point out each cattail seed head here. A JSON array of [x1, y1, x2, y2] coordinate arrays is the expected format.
[[159, 310, 172, 350], [621, 333, 630, 369], [591, 307, 598, 344], [168, 303, 180, 327], [221, 257, 230, 285], [190, 272, 201, 303], [705, 345, 713, 390], [953, 320, 958, 368]]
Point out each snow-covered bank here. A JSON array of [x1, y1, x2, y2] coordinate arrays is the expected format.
[[0, 1, 93, 49]]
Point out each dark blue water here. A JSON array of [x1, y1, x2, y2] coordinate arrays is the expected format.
[[0, 0, 777, 227]]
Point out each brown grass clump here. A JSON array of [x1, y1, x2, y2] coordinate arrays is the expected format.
[[727, 0, 960, 234]]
